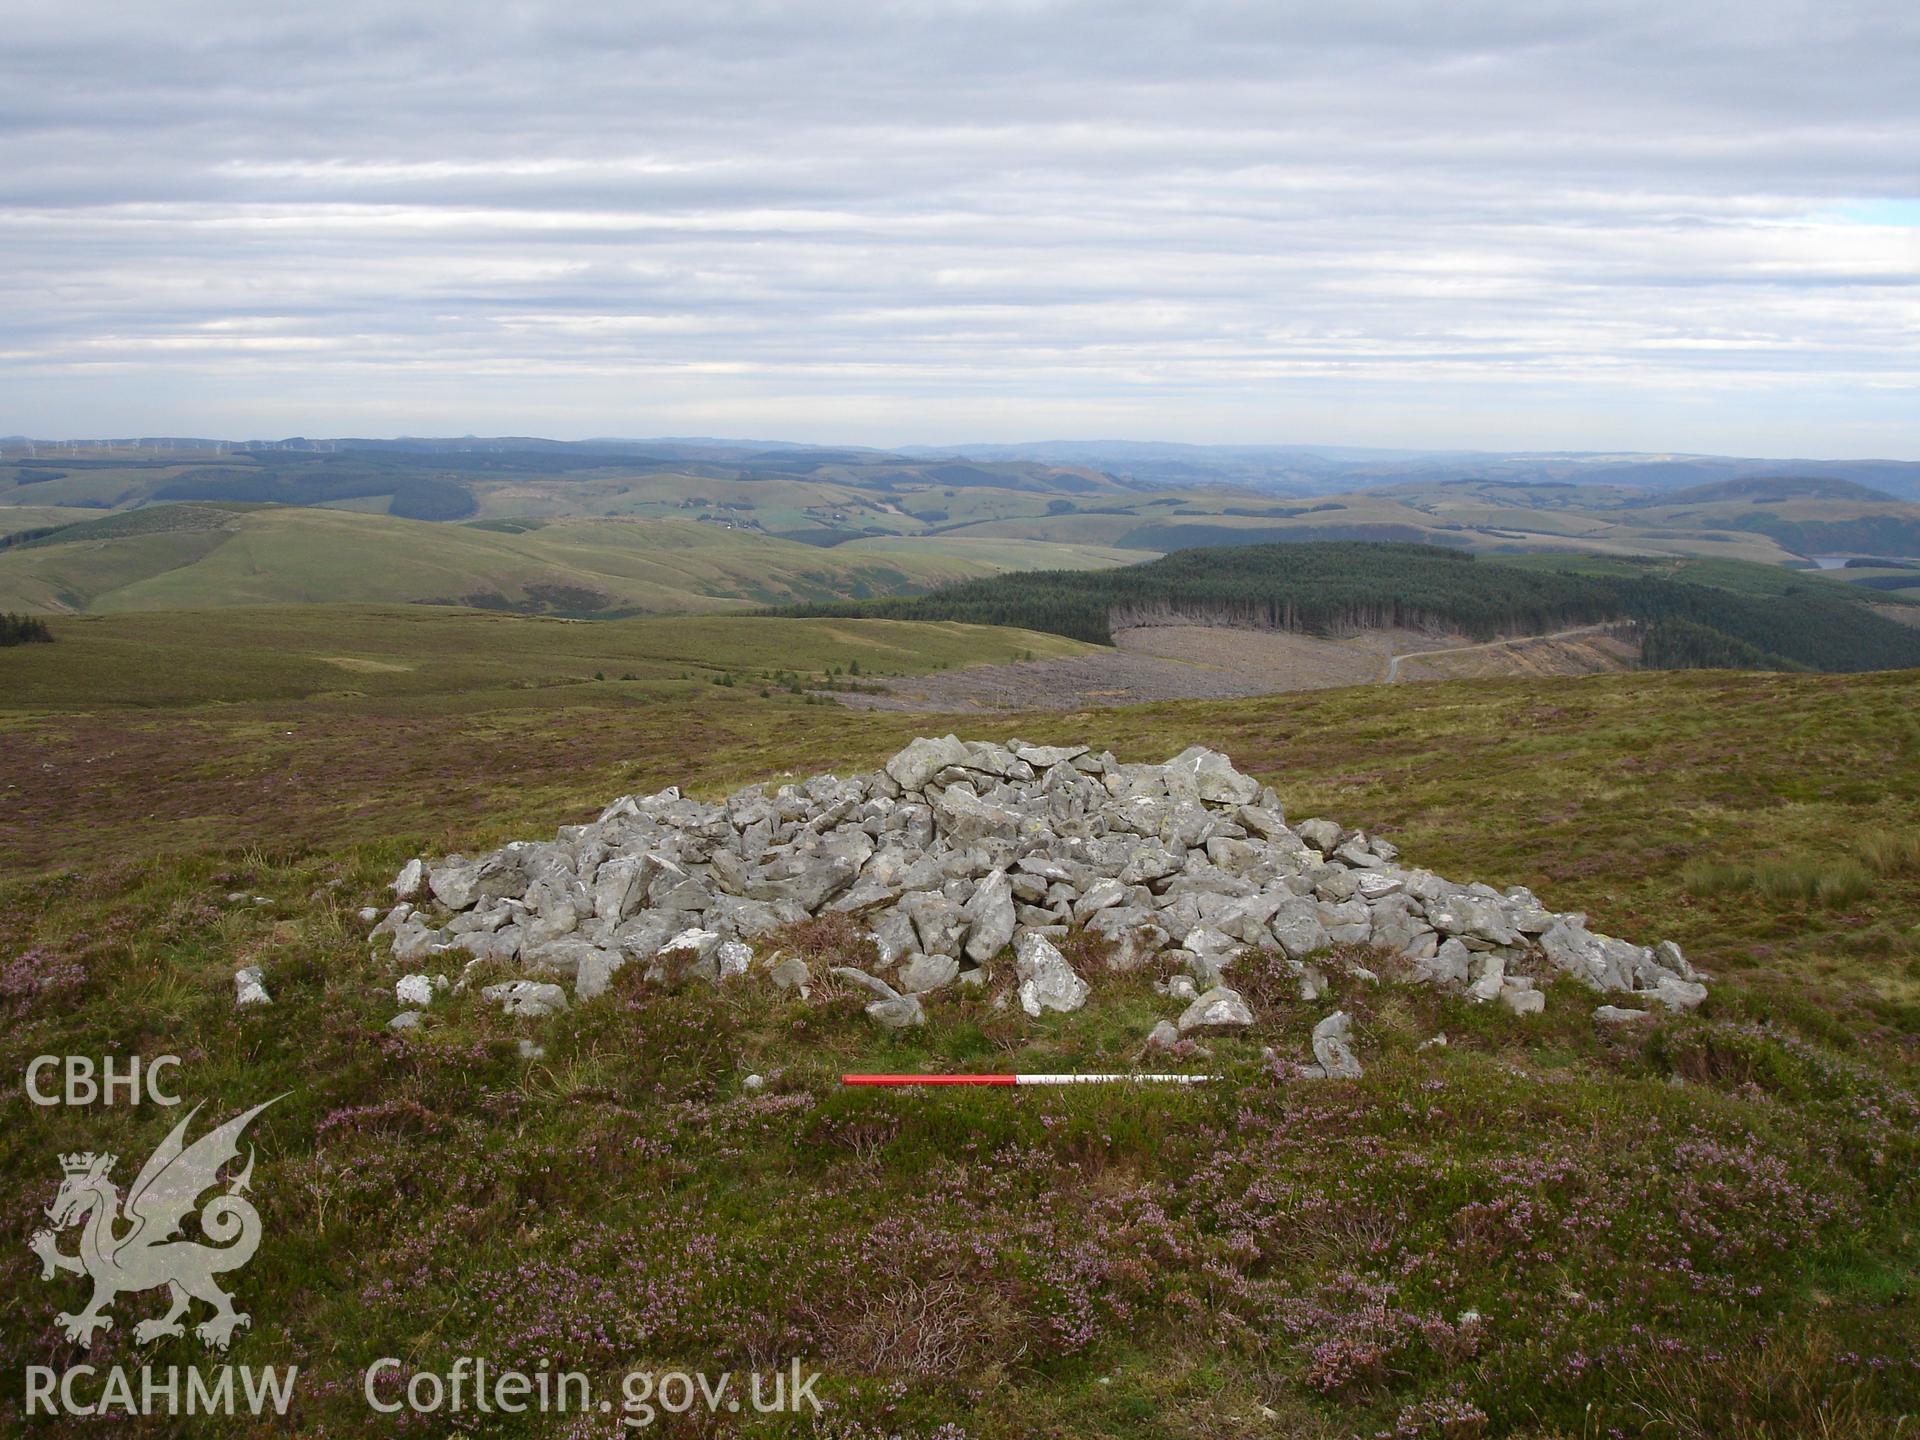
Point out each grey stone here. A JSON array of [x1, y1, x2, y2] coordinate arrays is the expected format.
[[611, 911, 683, 962], [830, 965, 902, 1001], [1270, 901, 1331, 960], [1014, 931, 1089, 1017], [481, 980, 569, 1018], [1652, 976, 1709, 1012], [391, 915, 452, 963], [1355, 870, 1404, 901], [1097, 914, 1170, 971], [1655, 939, 1697, 980], [962, 869, 1016, 960], [591, 855, 650, 923], [427, 858, 483, 910], [392, 858, 425, 901], [1143, 1019, 1181, 1052], [1072, 876, 1128, 922], [523, 935, 614, 979], [1434, 894, 1512, 946], [1499, 986, 1546, 1017], [1235, 804, 1289, 839], [575, 946, 626, 1000], [1539, 915, 1613, 989], [899, 952, 961, 994], [1295, 818, 1344, 853], [885, 734, 972, 791], [1310, 1009, 1363, 1080], [388, 1010, 422, 1031], [660, 926, 722, 961], [903, 891, 969, 957], [758, 854, 857, 911], [933, 783, 1024, 844], [1333, 835, 1385, 870], [1465, 952, 1507, 1004], [1012, 742, 1089, 768], [233, 967, 271, 1008], [1183, 924, 1239, 961], [714, 939, 754, 981], [1594, 1004, 1655, 1026], [1166, 745, 1263, 806], [1319, 897, 1371, 945], [1177, 986, 1254, 1034], [1422, 937, 1474, 986], [766, 954, 811, 992], [866, 994, 927, 1029]]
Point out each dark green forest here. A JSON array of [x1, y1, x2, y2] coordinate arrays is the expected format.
[[772, 541, 1920, 674], [0, 611, 53, 645], [153, 464, 478, 520]]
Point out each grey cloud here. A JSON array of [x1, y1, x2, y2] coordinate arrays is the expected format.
[[0, 0, 1915, 451]]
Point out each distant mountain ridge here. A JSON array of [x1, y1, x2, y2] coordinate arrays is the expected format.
[[5, 435, 1917, 500]]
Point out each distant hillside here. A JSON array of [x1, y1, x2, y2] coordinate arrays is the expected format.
[[0, 504, 1139, 616], [1633, 474, 1900, 506], [10, 438, 1918, 574], [773, 541, 1920, 675], [902, 441, 1920, 501]]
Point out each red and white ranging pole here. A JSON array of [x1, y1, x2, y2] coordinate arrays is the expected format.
[[841, 1073, 1212, 1087]]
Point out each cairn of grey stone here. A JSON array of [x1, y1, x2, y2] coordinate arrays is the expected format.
[[233, 966, 270, 1008], [372, 735, 1703, 1033]]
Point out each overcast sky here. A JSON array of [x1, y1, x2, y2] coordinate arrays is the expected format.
[[3, 0, 1917, 454]]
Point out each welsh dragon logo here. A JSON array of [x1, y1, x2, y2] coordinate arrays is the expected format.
[[30, 1097, 282, 1351]]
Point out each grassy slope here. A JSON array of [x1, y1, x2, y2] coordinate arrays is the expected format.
[[0, 507, 1141, 615], [2, 611, 1916, 1437], [0, 505, 103, 538], [0, 606, 1095, 709], [941, 497, 1804, 565], [834, 535, 1155, 571]]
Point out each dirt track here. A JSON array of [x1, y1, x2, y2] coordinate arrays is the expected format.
[[831, 623, 1640, 713]]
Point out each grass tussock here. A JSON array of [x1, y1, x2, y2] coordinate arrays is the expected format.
[[1682, 854, 1876, 909], [1858, 828, 1920, 877]]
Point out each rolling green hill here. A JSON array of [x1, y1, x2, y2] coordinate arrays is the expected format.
[[7, 445, 1903, 574], [0, 504, 1140, 616], [773, 541, 1920, 673], [11, 447, 1920, 625]]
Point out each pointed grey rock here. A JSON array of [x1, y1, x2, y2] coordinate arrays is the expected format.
[[1013, 931, 1089, 1017], [962, 868, 1016, 960]]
